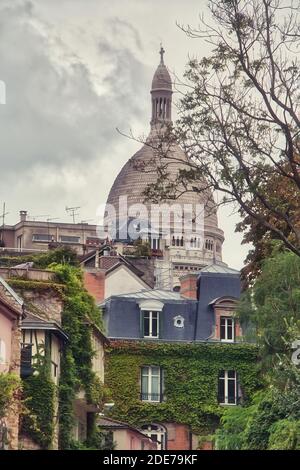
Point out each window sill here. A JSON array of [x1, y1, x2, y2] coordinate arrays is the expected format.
[[141, 399, 161, 404], [218, 402, 237, 406]]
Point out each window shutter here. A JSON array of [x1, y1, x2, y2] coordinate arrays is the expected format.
[[218, 370, 224, 403], [140, 367, 143, 399], [236, 372, 240, 404], [159, 311, 163, 339], [140, 311, 145, 338], [160, 367, 163, 402]]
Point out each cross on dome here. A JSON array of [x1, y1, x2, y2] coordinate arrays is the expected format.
[[159, 45, 165, 64]]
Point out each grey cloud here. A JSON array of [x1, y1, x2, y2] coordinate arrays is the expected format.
[[0, 0, 148, 178]]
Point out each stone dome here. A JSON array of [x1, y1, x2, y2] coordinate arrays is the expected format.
[[151, 63, 172, 91], [105, 49, 224, 254], [106, 140, 219, 230]]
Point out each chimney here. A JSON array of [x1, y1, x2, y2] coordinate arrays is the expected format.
[[180, 273, 198, 300], [20, 210, 27, 222]]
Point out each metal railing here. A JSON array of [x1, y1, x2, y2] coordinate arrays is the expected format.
[[218, 395, 242, 405], [140, 393, 162, 402]]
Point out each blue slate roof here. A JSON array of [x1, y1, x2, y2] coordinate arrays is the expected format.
[[195, 267, 241, 340], [103, 263, 241, 342]]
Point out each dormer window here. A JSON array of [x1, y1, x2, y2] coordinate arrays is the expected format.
[[220, 316, 235, 342], [139, 300, 164, 340], [143, 311, 159, 338]]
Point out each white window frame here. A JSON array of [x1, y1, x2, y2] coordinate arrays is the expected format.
[[141, 424, 166, 450], [143, 311, 159, 339], [141, 366, 161, 403], [219, 370, 237, 405], [220, 316, 235, 342]]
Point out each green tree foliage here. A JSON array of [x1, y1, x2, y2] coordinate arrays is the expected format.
[[0, 373, 22, 419], [126, 239, 151, 257], [0, 246, 79, 268], [217, 250, 300, 449], [239, 249, 300, 367], [139, 0, 300, 259]]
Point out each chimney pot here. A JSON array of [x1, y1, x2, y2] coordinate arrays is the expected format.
[[20, 210, 27, 222], [179, 273, 198, 300]]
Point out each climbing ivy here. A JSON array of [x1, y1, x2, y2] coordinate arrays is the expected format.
[[0, 373, 22, 419], [21, 354, 56, 449], [50, 263, 106, 449], [0, 247, 79, 269], [2, 248, 106, 450], [105, 340, 260, 435]]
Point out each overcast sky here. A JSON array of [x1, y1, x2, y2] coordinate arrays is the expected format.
[[0, 0, 250, 269]]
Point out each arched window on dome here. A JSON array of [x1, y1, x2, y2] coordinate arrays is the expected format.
[[205, 239, 214, 251]]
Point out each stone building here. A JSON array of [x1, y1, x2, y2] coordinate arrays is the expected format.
[[0, 276, 24, 450], [105, 49, 225, 288], [0, 265, 109, 450], [103, 263, 257, 450], [0, 210, 103, 256]]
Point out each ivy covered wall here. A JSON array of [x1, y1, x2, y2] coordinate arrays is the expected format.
[[105, 340, 260, 434], [2, 248, 107, 449]]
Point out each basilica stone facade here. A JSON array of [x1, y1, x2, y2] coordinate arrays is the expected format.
[[106, 49, 226, 288]]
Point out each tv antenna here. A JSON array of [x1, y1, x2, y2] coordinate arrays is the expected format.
[[66, 206, 81, 224], [29, 214, 50, 221], [1, 202, 9, 227], [47, 218, 60, 240]]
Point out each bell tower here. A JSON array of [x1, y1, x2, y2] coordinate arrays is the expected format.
[[150, 47, 173, 127]]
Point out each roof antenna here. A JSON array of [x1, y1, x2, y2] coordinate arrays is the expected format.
[[66, 206, 81, 224]]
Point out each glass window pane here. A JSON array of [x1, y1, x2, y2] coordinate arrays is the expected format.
[[142, 375, 148, 394], [228, 370, 236, 379], [228, 378, 236, 403], [218, 377, 225, 403], [144, 313, 150, 336], [227, 322, 233, 340], [141, 367, 149, 399], [220, 323, 226, 339], [151, 366, 160, 376], [151, 376, 159, 396], [152, 315, 158, 337]]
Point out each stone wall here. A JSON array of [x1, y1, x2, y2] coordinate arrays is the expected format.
[[0, 267, 55, 283], [17, 289, 63, 325]]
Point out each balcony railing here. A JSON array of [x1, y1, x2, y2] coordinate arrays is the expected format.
[[218, 395, 242, 405], [20, 343, 33, 378], [140, 393, 163, 403]]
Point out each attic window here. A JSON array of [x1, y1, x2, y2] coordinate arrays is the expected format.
[[174, 315, 184, 328]]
